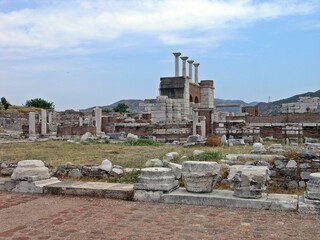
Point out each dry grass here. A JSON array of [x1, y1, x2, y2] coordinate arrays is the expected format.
[[0, 105, 41, 114], [0, 141, 252, 168]]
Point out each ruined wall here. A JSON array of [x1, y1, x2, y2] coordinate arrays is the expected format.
[[246, 113, 320, 124], [0, 112, 29, 131], [57, 125, 96, 138], [189, 83, 201, 103], [242, 106, 259, 117]]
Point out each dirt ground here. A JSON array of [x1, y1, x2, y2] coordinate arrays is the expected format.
[[1, 192, 320, 240]]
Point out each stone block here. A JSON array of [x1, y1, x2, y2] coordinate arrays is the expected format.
[[12, 177, 60, 193], [145, 159, 163, 167], [134, 190, 163, 202], [182, 161, 220, 193], [305, 172, 320, 200], [134, 167, 178, 192], [229, 165, 269, 199], [99, 159, 112, 172], [11, 160, 50, 181]]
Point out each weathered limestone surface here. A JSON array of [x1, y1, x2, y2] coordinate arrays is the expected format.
[[305, 172, 320, 200], [44, 181, 134, 200], [11, 160, 50, 181], [182, 161, 220, 193], [229, 165, 269, 199], [161, 189, 297, 211], [298, 194, 320, 214], [99, 159, 112, 172], [12, 177, 60, 193], [251, 143, 266, 154], [134, 167, 178, 192], [226, 154, 283, 162], [134, 167, 178, 202]]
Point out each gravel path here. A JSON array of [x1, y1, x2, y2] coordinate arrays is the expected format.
[[1, 192, 320, 240]]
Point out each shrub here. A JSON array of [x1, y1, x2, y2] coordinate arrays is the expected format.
[[25, 98, 54, 109], [1, 97, 10, 110]]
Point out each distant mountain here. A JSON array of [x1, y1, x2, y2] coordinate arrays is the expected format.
[[257, 89, 320, 115], [214, 98, 258, 112], [81, 99, 143, 113], [81, 89, 320, 115]]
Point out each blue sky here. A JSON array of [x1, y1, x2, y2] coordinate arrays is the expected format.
[[0, 0, 319, 111]]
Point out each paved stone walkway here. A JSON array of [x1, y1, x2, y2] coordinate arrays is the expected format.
[[0, 192, 320, 240]]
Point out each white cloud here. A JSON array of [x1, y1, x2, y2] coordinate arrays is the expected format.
[[0, 0, 318, 56]]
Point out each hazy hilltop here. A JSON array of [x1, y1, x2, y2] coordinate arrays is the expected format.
[[257, 89, 320, 115], [81, 89, 320, 115], [82, 99, 143, 113]]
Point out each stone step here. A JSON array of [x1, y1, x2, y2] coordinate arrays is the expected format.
[[44, 181, 134, 200], [162, 188, 298, 211], [0, 177, 10, 191]]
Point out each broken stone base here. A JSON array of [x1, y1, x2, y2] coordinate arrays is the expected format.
[[230, 165, 269, 199], [134, 190, 166, 202], [133, 167, 179, 202], [9, 177, 61, 193], [182, 161, 220, 193], [162, 188, 298, 211], [298, 194, 320, 214]]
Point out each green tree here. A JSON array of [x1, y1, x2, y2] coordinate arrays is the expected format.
[[1, 97, 10, 110], [25, 98, 54, 109], [113, 103, 129, 113]]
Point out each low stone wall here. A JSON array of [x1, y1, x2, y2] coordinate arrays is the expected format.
[[0, 112, 28, 131]]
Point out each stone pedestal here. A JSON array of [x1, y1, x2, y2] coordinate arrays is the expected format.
[[231, 166, 268, 199], [9, 160, 60, 193], [134, 167, 178, 202], [299, 173, 320, 213], [182, 161, 220, 193], [305, 172, 320, 200]]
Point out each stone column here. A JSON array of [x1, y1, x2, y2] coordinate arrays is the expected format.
[[187, 60, 194, 82], [29, 112, 36, 139], [193, 63, 200, 84], [41, 109, 47, 135], [79, 117, 83, 127], [173, 52, 181, 77], [192, 111, 198, 135], [48, 112, 53, 125], [180, 56, 188, 78], [94, 107, 102, 134], [200, 116, 206, 139]]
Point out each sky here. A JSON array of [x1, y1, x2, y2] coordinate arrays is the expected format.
[[0, 0, 319, 111]]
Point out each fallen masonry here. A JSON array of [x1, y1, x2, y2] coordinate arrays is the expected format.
[[0, 159, 319, 213]]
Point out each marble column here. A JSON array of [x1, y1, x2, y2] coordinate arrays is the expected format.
[[173, 52, 181, 77], [79, 117, 83, 127], [41, 109, 47, 135], [180, 56, 189, 78], [29, 112, 36, 139], [193, 63, 200, 84], [94, 107, 102, 134], [187, 60, 194, 82]]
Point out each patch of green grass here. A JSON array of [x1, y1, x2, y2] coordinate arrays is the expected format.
[[124, 139, 160, 146], [108, 169, 141, 184], [193, 151, 222, 162]]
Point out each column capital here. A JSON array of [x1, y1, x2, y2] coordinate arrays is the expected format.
[[187, 60, 194, 64], [173, 52, 181, 57], [180, 56, 189, 61], [193, 63, 200, 67]]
